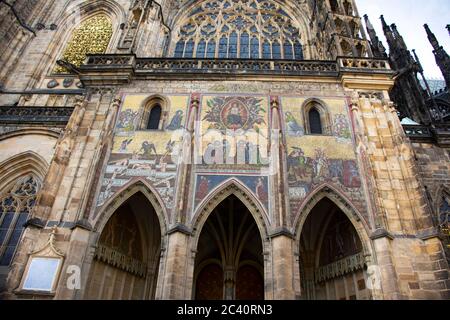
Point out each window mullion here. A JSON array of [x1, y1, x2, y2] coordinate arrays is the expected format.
[[237, 31, 241, 59], [0, 198, 20, 261]]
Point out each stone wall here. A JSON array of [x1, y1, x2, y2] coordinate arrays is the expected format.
[[412, 142, 450, 216], [0, 0, 448, 301]]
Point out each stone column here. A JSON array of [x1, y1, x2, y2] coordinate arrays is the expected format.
[[224, 266, 236, 300], [172, 94, 199, 225], [269, 96, 290, 228], [370, 233, 402, 299], [32, 95, 86, 222], [271, 234, 296, 300], [160, 230, 190, 299], [54, 226, 92, 299]]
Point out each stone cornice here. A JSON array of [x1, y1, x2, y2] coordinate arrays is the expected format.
[[78, 54, 394, 86], [0, 106, 74, 126], [404, 123, 450, 147]]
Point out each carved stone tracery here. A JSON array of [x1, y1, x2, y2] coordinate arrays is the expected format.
[[173, 0, 304, 59]]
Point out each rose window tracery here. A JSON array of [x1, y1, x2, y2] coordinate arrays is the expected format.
[[174, 0, 304, 60]]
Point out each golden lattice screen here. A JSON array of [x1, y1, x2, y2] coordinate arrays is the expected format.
[[54, 15, 113, 73]]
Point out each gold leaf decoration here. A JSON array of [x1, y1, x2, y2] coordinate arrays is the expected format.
[[54, 15, 113, 73]]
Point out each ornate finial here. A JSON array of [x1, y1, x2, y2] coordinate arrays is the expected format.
[[48, 226, 65, 257], [380, 15, 388, 30], [364, 15, 387, 58], [424, 24, 440, 51], [29, 226, 65, 257], [424, 24, 450, 88]]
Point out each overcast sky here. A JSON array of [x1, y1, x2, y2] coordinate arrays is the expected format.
[[357, 0, 450, 80]]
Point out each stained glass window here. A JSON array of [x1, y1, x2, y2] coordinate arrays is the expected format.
[[147, 105, 162, 130], [240, 32, 250, 58], [309, 108, 323, 135], [196, 40, 207, 58], [284, 41, 293, 59], [0, 176, 40, 266], [251, 37, 260, 59], [54, 15, 113, 73], [174, 41, 185, 57], [206, 40, 216, 58], [262, 41, 271, 59], [174, 0, 304, 60]]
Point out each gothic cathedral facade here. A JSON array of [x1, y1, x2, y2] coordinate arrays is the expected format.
[[0, 0, 449, 300]]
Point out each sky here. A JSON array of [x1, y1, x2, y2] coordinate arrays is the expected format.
[[357, 0, 450, 80]]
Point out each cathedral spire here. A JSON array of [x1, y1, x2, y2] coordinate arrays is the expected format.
[[424, 24, 441, 52], [379, 16, 431, 124], [424, 24, 450, 88], [363, 14, 387, 58], [391, 24, 407, 50], [380, 15, 396, 51]]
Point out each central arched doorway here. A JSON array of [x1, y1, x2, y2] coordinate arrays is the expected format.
[[299, 197, 371, 300], [85, 192, 162, 300], [194, 194, 264, 300]]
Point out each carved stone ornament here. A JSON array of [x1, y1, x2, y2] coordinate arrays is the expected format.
[[47, 79, 59, 89], [29, 226, 65, 258], [63, 78, 74, 88], [18, 227, 65, 293]]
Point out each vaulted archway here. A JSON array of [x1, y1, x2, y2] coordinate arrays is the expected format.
[[84, 191, 162, 300], [193, 194, 264, 300], [298, 196, 372, 300]]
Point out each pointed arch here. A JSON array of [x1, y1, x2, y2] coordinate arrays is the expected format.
[[0, 152, 46, 267], [294, 185, 377, 300], [43, 0, 125, 77], [93, 178, 168, 238], [85, 179, 166, 300], [138, 94, 171, 131], [169, 0, 313, 59], [302, 98, 332, 135], [0, 128, 60, 142], [191, 178, 270, 242], [434, 185, 450, 211], [0, 131, 58, 168], [190, 179, 269, 300], [0, 151, 49, 192], [54, 14, 113, 73], [435, 184, 450, 226], [294, 184, 372, 258]]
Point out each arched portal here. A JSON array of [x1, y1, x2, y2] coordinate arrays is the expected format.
[[299, 197, 371, 300], [194, 194, 264, 300], [85, 192, 161, 300]]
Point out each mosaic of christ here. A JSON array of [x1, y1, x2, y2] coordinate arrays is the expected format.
[[220, 100, 249, 130]]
